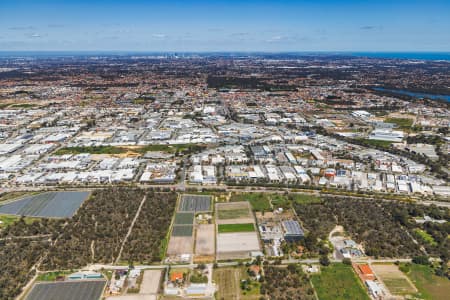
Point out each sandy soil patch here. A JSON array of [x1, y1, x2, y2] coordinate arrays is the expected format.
[[217, 232, 260, 259], [167, 236, 193, 255], [195, 224, 215, 256], [140, 270, 162, 294]]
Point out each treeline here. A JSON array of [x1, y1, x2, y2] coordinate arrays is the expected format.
[[121, 191, 177, 264]]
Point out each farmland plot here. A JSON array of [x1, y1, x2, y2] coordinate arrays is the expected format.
[[0, 191, 90, 218], [26, 280, 106, 300], [371, 264, 417, 296], [179, 194, 211, 212], [195, 224, 215, 256]]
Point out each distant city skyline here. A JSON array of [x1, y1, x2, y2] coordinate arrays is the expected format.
[[1, 0, 449, 52]]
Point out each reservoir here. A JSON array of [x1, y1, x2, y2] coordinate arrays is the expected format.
[[373, 87, 450, 103]]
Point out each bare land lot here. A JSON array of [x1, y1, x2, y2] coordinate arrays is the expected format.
[[372, 264, 417, 296], [217, 232, 260, 260], [167, 236, 193, 255], [140, 270, 162, 294], [195, 224, 215, 256]]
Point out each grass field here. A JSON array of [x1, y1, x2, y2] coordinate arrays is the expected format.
[[402, 264, 450, 300], [217, 208, 250, 219], [0, 215, 20, 228], [311, 264, 370, 300], [174, 212, 195, 225], [230, 193, 270, 211], [218, 223, 254, 233], [37, 271, 71, 282], [385, 117, 413, 129], [0, 215, 40, 229], [358, 138, 393, 148]]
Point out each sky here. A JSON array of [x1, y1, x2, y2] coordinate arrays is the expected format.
[[0, 0, 449, 52]]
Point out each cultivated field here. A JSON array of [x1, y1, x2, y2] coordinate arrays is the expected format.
[[174, 212, 195, 225], [167, 236, 193, 255], [179, 194, 211, 212], [0, 191, 90, 218], [216, 202, 254, 225], [213, 268, 240, 300], [171, 225, 193, 236], [140, 270, 162, 294], [25, 280, 106, 300], [371, 264, 417, 296], [218, 223, 255, 233], [216, 232, 260, 260], [195, 224, 215, 256]]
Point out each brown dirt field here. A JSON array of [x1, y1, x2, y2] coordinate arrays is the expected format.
[[166, 236, 193, 255], [217, 232, 260, 260], [140, 270, 162, 294], [195, 224, 215, 256], [213, 268, 240, 300]]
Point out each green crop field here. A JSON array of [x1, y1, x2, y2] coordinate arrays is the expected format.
[[385, 117, 414, 129], [218, 223, 255, 233], [311, 264, 370, 300]]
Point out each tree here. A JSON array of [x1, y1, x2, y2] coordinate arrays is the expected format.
[[319, 255, 330, 266], [412, 256, 429, 265], [342, 258, 351, 265]]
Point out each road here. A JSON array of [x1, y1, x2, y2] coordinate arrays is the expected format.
[[84, 257, 413, 272], [3, 183, 449, 208], [115, 194, 147, 264]]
